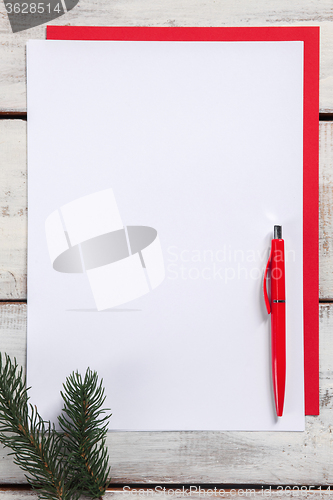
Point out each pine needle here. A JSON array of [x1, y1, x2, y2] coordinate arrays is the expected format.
[[58, 369, 111, 498], [0, 354, 112, 500], [0, 353, 78, 500]]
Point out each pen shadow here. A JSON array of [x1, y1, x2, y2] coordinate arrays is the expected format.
[[268, 323, 279, 424], [261, 231, 279, 422], [261, 277, 278, 421]]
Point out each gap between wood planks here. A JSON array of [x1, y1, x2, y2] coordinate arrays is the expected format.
[[0, 113, 26, 119], [0, 112, 333, 121], [5, 298, 333, 303]]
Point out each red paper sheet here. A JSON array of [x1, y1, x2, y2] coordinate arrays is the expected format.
[[47, 26, 320, 416]]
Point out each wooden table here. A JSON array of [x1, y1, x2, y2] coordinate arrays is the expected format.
[[0, 0, 333, 497]]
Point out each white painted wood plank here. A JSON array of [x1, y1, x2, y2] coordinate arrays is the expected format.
[[0, 120, 27, 300], [105, 490, 333, 499], [0, 302, 332, 485], [1, 120, 331, 299], [103, 490, 333, 499], [0, 0, 331, 112], [0, 490, 331, 500], [319, 122, 333, 299]]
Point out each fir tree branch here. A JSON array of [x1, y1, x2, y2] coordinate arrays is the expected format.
[[58, 369, 111, 498], [0, 353, 78, 500]]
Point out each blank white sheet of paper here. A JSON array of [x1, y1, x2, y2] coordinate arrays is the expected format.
[[27, 40, 304, 431]]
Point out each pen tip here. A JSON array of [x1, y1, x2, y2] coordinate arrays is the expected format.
[[276, 399, 284, 417], [274, 225, 282, 239]]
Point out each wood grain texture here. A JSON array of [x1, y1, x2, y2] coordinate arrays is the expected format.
[[0, 120, 27, 300], [0, 0, 331, 112], [319, 122, 333, 299], [1, 120, 331, 299], [0, 490, 331, 500], [0, 302, 332, 485]]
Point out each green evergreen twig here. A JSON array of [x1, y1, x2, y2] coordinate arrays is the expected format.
[[58, 369, 111, 498], [0, 353, 112, 500], [0, 353, 77, 500]]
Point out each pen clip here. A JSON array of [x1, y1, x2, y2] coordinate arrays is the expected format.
[[263, 246, 272, 315]]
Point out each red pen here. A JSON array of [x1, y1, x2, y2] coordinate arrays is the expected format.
[[263, 225, 286, 417]]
